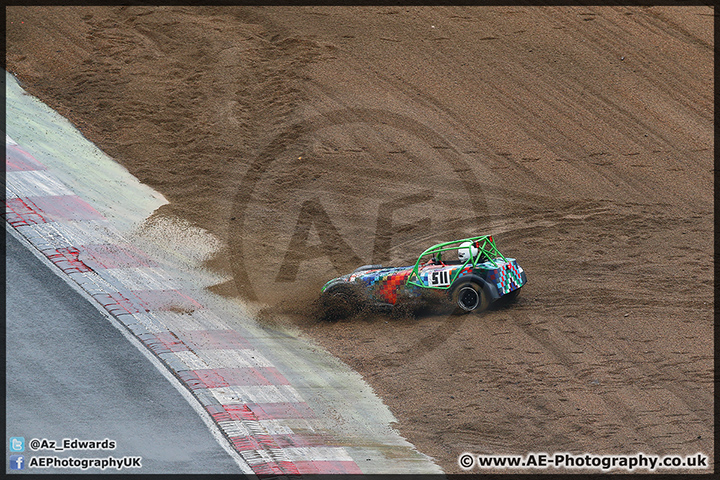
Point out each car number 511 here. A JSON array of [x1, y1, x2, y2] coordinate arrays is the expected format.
[[429, 269, 451, 287]]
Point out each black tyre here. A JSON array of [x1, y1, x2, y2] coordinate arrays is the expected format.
[[319, 285, 360, 321], [451, 281, 490, 314]]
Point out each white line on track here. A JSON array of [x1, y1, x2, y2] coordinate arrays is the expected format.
[[208, 385, 303, 405], [6, 170, 76, 197], [169, 349, 275, 369]]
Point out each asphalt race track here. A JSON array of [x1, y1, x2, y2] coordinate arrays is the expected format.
[[6, 231, 244, 475]]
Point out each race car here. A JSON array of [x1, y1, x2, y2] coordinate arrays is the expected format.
[[320, 235, 526, 317]]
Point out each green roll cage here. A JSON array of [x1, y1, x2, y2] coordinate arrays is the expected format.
[[406, 235, 507, 290]]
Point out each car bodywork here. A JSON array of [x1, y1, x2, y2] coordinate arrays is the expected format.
[[320, 235, 526, 314]]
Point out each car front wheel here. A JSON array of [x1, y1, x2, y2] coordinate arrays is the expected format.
[[319, 285, 361, 321]]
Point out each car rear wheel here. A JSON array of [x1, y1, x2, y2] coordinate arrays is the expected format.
[[452, 282, 490, 314]]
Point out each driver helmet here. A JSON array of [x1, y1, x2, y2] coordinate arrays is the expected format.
[[458, 241, 479, 263]]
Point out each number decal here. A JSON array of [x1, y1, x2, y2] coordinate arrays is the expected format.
[[428, 269, 452, 287]]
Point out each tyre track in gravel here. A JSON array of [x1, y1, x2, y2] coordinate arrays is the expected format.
[[315, 7, 710, 215], [303, 43, 567, 211], [506, 308, 712, 456], [494, 207, 713, 456], [536, 6, 712, 124]]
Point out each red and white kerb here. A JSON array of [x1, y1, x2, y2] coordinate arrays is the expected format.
[[5, 135, 361, 475]]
